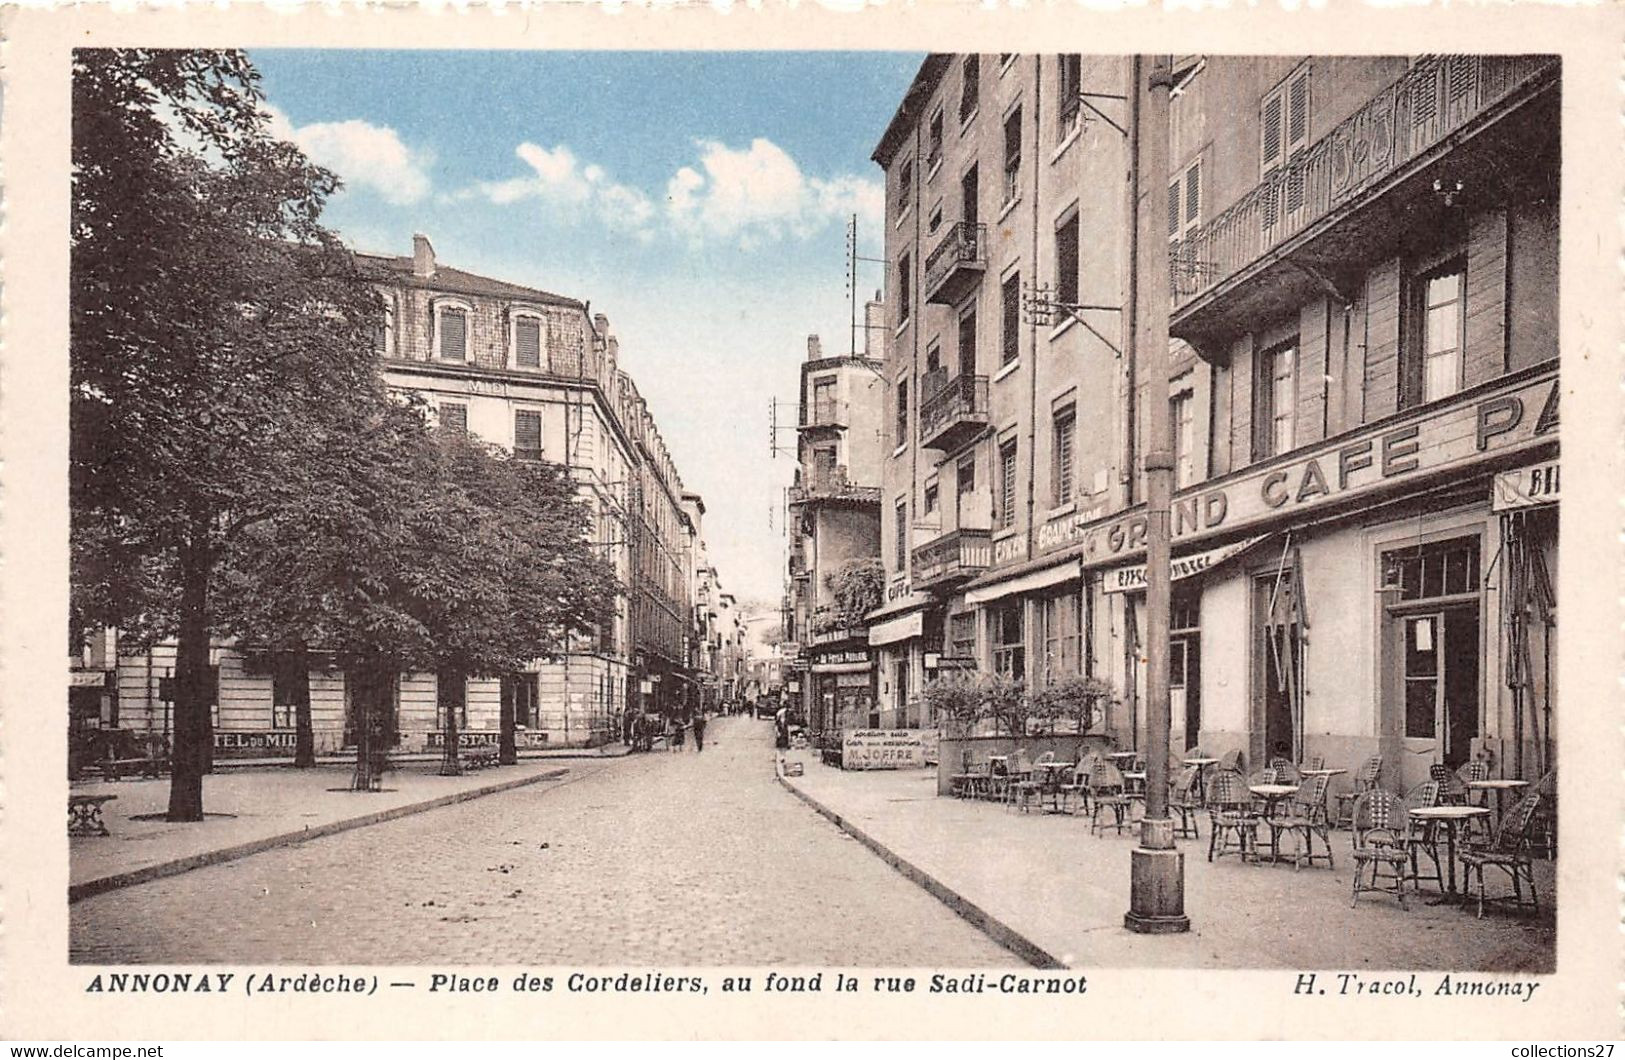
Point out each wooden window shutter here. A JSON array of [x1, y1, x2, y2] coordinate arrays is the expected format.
[[1168, 180, 1182, 238], [1287, 70, 1309, 154], [440, 403, 467, 433], [439, 307, 467, 361], [515, 317, 542, 368], [1252, 347, 1273, 461], [1261, 92, 1284, 171], [1184, 160, 1202, 234], [514, 409, 542, 458]]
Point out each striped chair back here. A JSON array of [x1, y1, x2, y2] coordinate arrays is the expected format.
[[1491, 792, 1542, 853]]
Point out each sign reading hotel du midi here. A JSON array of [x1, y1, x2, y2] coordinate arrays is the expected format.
[[1039, 363, 1557, 566]]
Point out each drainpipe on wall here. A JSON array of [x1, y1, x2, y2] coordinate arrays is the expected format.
[[1025, 55, 1042, 563], [1122, 56, 1142, 510]]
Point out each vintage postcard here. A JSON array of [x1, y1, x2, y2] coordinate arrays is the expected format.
[[1, 2, 1620, 1043]]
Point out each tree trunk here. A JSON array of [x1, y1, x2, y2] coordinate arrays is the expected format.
[[293, 642, 316, 768], [498, 674, 517, 766], [166, 539, 211, 822], [438, 669, 462, 776], [350, 657, 387, 791]]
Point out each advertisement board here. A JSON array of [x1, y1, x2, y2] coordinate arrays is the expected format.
[[842, 729, 927, 770]]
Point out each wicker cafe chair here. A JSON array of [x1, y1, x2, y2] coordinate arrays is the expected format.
[[1269, 757, 1302, 785], [1302, 755, 1326, 771], [1265, 775, 1334, 870], [1430, 762, 1469, 806], [1089, 759, 1134, 837], [1004, 747, 1035, 807], [1207, 770, 1256, 862], [1169, 765, 1202, 840], [1528, 771, 1557, 860], [1461, 792, 1543, 919], [1350, 789, 1412, 910], [1217, 749, 1245, 774], [1458, 760, 1494, 843], [1335, 754, 1384, 829], [986, 755, 1013, 804], [950, 749, 982, 799], [1060, 752, 1100, 816], [1014, 750, 1056, 813], [1401, 780, 1445, 892]]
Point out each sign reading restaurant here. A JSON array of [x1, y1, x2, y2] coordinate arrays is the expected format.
[[1037, 366, 1557, 564]]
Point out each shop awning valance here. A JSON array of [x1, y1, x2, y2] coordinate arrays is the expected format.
[[810, 660, 873, 675], [964, 559, 1082, 607], [869, 610, 925, 646]]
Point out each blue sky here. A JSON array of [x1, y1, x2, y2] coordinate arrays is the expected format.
[[252, 50, 922, 608]]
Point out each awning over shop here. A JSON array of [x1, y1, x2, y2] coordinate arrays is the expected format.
[[810, 660, 873, 675], [964, 559, 1082, 607], [864, 590, 933, 625], [869, 610, 924, 646], [1102, 535, 1270, 594]]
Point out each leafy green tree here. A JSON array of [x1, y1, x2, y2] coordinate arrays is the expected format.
[[922, 670, 986, 738], [71, 49, 383, 820], [825, 559, 885, 629]]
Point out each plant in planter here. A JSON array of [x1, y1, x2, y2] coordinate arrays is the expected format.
[[826, 559, 885, 630], [982, 673, 1031, 738], [923, 670, 986, 738], [1030, 674, 1115, 736]]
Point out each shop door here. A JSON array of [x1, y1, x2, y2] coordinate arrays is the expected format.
[[1402, 609, 1480, 768], [1254, 574, 1300, 763], [1171, 593, 1201, 750]]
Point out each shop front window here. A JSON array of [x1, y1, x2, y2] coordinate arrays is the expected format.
[[992, 601, 1025, 680], [1384, 536, 1481, 766]]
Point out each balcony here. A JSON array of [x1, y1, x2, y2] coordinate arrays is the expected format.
[[788, 553, 810, 580], [923, 222, 987, 305], [911, 527, 992, 589], [798, 400, 847, 431], [919, 369, 990, 452], [1171, 54, 1559, 354], [788, 464, 883, 508]]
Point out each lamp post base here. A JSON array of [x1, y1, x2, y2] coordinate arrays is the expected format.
[[1125, 827, 1190, 935]]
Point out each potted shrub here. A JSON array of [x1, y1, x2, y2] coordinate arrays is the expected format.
[[1030, 674, 1114, 736], [923, 669, 986, 738], [982, 673, 1030, 738]]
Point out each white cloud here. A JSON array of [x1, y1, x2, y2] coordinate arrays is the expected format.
[[264, 105, 432, 206], [462, 142, 655, 237], [664, 138, 883, 248]]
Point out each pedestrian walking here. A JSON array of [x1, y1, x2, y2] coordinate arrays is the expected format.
[[669, 716, 685, 752], [692, 713, 707, 753], [774, 705, 789, 751]]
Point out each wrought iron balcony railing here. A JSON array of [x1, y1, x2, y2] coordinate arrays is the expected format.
[[924, 222, 988, 305], [919, 370, 990, 452], [788, 464, 882, 507], [798, 400, 847, 430], [1171, 54, 1558, 312], [911, 527, 993, 588]]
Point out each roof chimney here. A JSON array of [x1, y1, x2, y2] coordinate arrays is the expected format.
[[412, 233, 436, 279], [806, 334, 823, 361], [594, 313, 610, 338]]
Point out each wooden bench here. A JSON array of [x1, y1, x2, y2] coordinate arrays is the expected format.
[[463, 745, 500, 770], [69, 793, 117, 836]]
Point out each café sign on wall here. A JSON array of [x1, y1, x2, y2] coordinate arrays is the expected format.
[[1036, 367, 1557, 566]]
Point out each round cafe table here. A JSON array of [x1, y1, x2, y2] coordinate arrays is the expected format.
[[1184, 757, 1219, 805], [1466, 778, 1531, 826], [1299, 768, 1346, 779], [1248, 784, 1300, 863], [1408, 805, 1491, 901], [1035, 760, 1073, 811]]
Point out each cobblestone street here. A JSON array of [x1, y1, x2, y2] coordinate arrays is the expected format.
[[70, 717, 1016, 966]]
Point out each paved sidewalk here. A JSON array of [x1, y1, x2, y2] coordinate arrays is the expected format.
[[69, 756, 624, 899], [779, 753, 1555, 972]]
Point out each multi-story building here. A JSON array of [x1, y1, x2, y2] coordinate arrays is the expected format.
[[93, 235, 721, 755], [785, 326, 887, 735], [871, 53, 1559, 790]]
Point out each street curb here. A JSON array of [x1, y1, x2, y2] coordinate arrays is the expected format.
[[70, 765, 581, 904], [775, 769, 1068, 970]]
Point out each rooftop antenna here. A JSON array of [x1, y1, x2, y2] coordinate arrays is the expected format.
[[768, 397, 798, 459], [846, 213, 888, 358]]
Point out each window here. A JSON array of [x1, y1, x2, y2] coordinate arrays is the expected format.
[[956, 456, 977, 524], [928, 203, 943, 235], [435, 303, 469, 361], [894, 499, 909, 569], [957, 307, 978, 378], [1171, 390, 1196, 489], [439, 402, 468, 434], [961, 165, 979, 227], [924, 342, 942, 377], [514, 409, 543, 460], [959, 55, 980, 123], [896, 158, 915, 216], [1055, 212, 1080, 308], [927, 108, 944, 170], [1052, 405, 1076, 505], [271, 656, 307, 730], [1261, 66, 1310, 173], [1001, 272, 1021, 366], [897, 253, 912, 326], [374, 296, 395, 357], [1042, 589, 1082, 681], [513, 314, 544, 368], [1002, 107, 1023, 206], [1253, 338, 1297, 460], [950, 612, 977, 661], [1403, 259, 1466, 408], [812, 377, 837, 424], [1383, 537, 1481, 603], [1169, 159, 1202, 243], [998, 437, 1019, 529], [895, 378, 909, 447], [501, 672, 538, 729], [436, 671, 468, 729], [992, 600, 1025, 681], [924, 481, 939, 515], [1057, 55, 1082, 137]]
